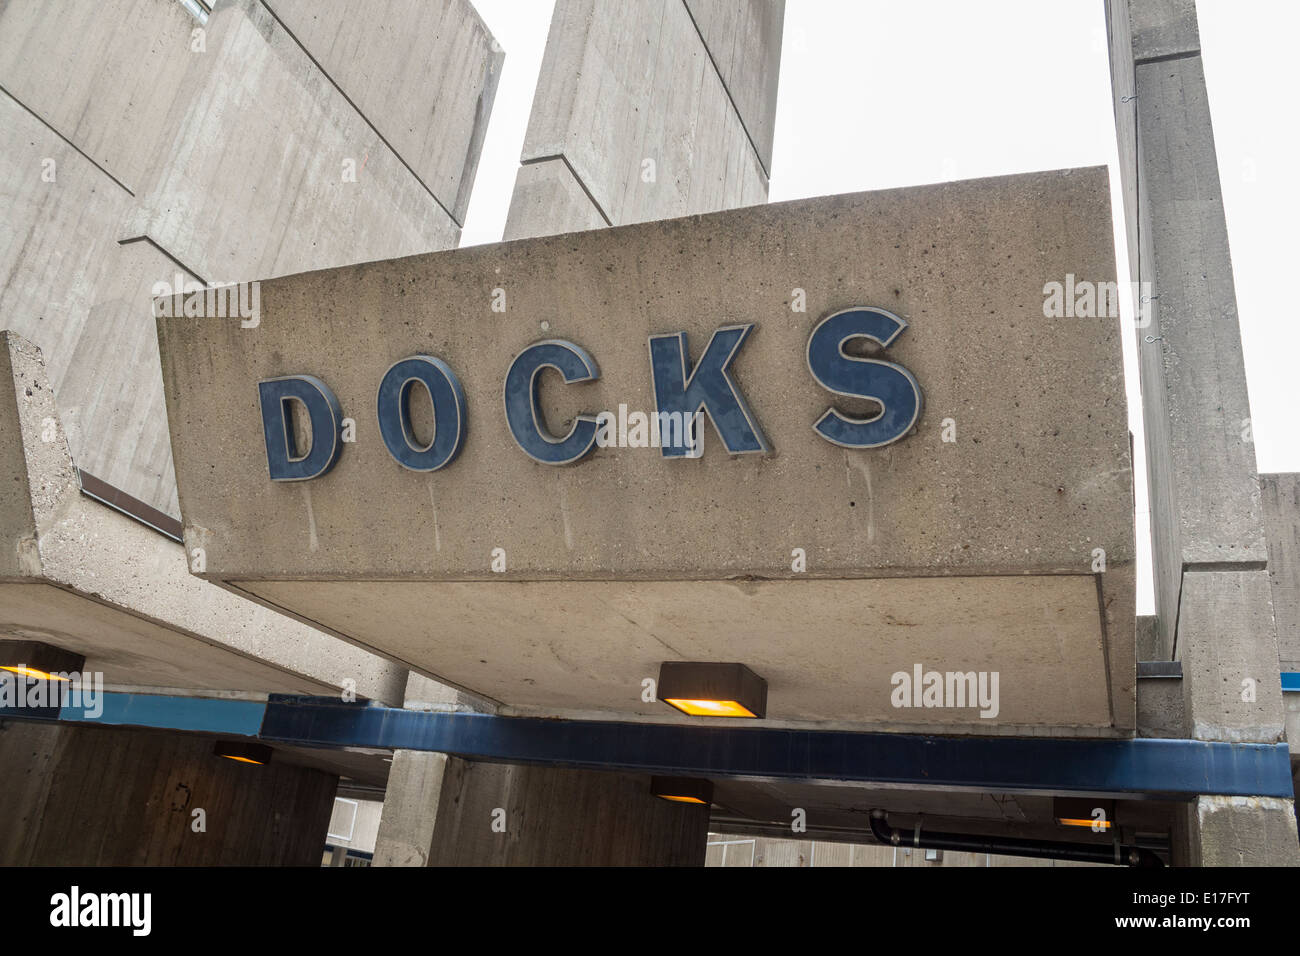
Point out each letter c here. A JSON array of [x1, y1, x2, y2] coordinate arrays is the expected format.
[[503, 340, 600, 465]]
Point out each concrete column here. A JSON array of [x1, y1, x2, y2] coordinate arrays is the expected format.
[[504, 0, 782, 237], [1261, 474, 1300, 672], [374, 0, 783, 866], [0, 721, 337, 865], [1105, 0, 1298, 864], [378, 752, 708, 866]]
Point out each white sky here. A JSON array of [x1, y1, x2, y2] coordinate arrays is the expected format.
[[464, 1, 1300, 615]]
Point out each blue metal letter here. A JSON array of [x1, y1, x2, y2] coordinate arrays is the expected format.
[[806, 307, 922, 448], [257, 375, 343, 481], [647, 324, 769, 458], [503, 340, 601, 465], [376, 356, 467, 472]]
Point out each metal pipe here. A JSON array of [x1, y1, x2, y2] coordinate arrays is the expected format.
[[869, 810, 1165, 867]]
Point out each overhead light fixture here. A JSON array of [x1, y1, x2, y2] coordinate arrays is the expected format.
[[0, 640, 85, 682], [214, 740, 273, 766], [1053, 797, 1115, 831], [657, 662, 767, 719], [0, 665, 70, 681], [651, 777, 714, 805], [1057, 817, 1112, 830]]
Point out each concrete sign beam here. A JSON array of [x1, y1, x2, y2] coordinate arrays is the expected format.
[[157, 168, 1135, 736]]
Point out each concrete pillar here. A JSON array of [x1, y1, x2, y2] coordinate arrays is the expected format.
[[377, 751, 710, 866], [0, 721, 337, 865], [1105, 0, 1299, 864], [504, 0, 782, 237], [1261, 474, 1300, 671], [374, 0, 783, 866]]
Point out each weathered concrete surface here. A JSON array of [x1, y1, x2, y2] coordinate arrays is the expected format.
[[374, 751, 708, 866], [250, 576, 1113, 728], [503, 158, 611, 239], [0, 336, 35, 581], [1175, 570, 1285, 744], [265, 0, 503, 225], [391, 758, 709, 866], [518, 0, 769, 227], [683, 0, 784, 174], [1128, 0, 1200, 61], [0, 93, 191, 513], [125, 0, 462, 287], [1136, 674, 1184, 738], [1286, 692, 1300, 759], [0, 331, 406, 701], [1, 0, 501, 518], [158, 168, 1135, 734], [1135, 614, 1160, 661], [1172, 795, 1300, 867], [1107, 0, 1268, 657], [373, 750, 459, 866], [0, 721, 338, 865], [0, 0, 198, 195], [1261, 474, 1300, 670]]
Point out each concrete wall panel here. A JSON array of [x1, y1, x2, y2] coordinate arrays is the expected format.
[[2, 0, 502, 518], [265, 0, 503, 223], [0, 0, 198, 193], [0, 96, 197, 513], [1260, 474, 1300, 670], [425, 762, 709, 866], [1175, 569, 1284, 744], [1107, 0, 1268, 657], [0, 339, 36, 580], [683, 0, 784, 173], [127, 0, 461, 286], [520, 0, 768, 227], [503, 158, 610, 240]]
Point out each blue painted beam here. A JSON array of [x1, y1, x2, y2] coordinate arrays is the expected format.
[[1282, 672, 1300, 693], [257, 695, 1294, 799], [0, 686, 266, 735], [2, 691, 1292, 799]]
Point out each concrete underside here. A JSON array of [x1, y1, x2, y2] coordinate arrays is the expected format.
[[0, 581, 334, 695], [239, 573, 1117, 730]]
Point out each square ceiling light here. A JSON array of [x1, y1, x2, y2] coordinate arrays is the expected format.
[[657, 661, 767, 718]]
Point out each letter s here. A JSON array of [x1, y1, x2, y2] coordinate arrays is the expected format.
[[806, 307, 922, 448]]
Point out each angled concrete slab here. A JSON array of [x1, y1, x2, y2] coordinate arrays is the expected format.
[[0, 331, 405, 702]]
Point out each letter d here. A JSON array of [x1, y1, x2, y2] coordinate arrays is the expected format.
[[258, 376, 343, 481]]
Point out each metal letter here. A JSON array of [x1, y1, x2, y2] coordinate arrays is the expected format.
[[376, 356, 467, 472], [257, 375, 343, 481], [647, 324, 768, 458], [806, 307, 921, 448], [503, 340, 601, 465]]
